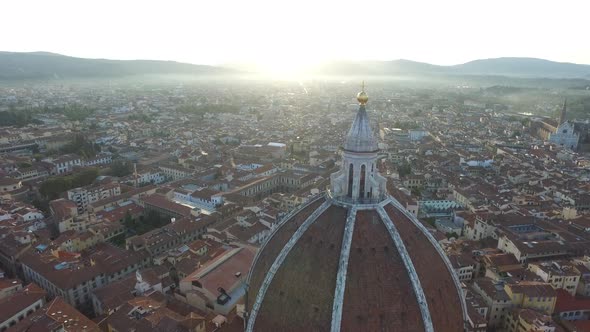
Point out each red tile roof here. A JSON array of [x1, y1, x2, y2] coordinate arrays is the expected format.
[[19, 243, 148, 291], [142, 194, 192, 217], [0, 283, 46, 324], [555, 289, 590, 313], [197, 247, 256, 296], [7, 296, 100, 332], [49, 198, 77, 220], [572, 320, 590, 332], [95, 202, 143, 223], [0, 278, 21, 291]]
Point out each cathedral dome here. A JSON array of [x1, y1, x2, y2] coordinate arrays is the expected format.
[[244, 85, 466, 332], [245, 197, 466, 332]]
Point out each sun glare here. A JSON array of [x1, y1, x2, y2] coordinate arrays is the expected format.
[[256, 56, 317, 78]]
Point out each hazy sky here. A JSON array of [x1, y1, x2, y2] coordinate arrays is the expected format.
[[3, 0, 590, 73]]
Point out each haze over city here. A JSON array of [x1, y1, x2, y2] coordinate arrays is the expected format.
[[2, 1, 590, 332]]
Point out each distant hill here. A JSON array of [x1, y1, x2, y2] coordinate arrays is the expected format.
[[311, 59, 442, 76], [2, 52, 590, 80], [313, 58, 590, 79], [452, 57, 590, 78], [0, 52, 236, 80]]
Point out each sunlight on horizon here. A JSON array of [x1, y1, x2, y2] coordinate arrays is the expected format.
[[2, 0, 590, 74]]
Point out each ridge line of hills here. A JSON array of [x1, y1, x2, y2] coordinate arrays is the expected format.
[[1, 51, 590, 80]]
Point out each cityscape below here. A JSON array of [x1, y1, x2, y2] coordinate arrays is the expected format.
[[2, 44, 590, 332]]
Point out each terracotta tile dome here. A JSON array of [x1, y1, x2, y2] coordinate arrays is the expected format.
[[245, 198, 466, 332]]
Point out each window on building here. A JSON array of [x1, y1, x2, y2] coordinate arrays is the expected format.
[[359, 165, 366, 199]]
